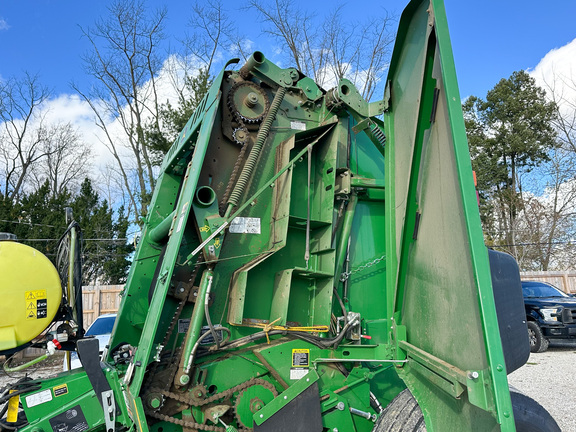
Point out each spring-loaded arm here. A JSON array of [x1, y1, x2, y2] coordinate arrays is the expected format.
[[225, 86, 287, 218]]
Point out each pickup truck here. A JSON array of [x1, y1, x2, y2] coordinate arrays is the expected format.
[[522, 280, 576, 352]]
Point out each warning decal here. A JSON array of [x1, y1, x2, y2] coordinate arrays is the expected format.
[[26, 389, 53, 407], [53, 384, 69, 397], [49, 405, 89, 432], [290, 349, 310, 380], [289, 368, 309, 380], [292, 349, 310, 367], [229, 217, 261, 234], [25, 290, 47, 320]]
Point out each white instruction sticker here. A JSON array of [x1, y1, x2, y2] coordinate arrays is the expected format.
[[26, 389, 53, 407], [290, 368, 310, 380], [229, 217, 261, 234], [290, 121, 306, 131]]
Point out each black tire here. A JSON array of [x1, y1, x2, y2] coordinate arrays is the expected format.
[[527, 321, 549, 353], [372, 389, 425, 432], [510, 387, 561, 432], [373, 388, 560, 432]]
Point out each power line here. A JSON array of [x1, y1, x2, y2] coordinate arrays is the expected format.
[[0, 219, 56, 228], [492, 241, 576, 247], [16, 238, 129, 242]]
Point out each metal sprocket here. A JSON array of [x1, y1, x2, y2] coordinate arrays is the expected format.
[[234, 383, 277, 428], [227, 81, 270, 124], [232, 127, 249, 145], [189, 384, 208, 404]]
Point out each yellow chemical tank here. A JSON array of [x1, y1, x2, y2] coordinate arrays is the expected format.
[[0, 239, 62, 352]]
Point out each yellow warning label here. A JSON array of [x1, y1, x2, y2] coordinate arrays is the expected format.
[[27, 301, 36, 310], [292, 349, 310, 367], [53, 384, 68, 397], [25, 290, 47, 300], [27, 310, 36, 320]]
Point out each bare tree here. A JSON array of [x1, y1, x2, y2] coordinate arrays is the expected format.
[[185, 0, 238, 75], [0, 73, 51, 200], [74, 0, 167, 223], [517, 68, 576, 270], [538, 69, 576, 153], [247, 0, 395, 100], [513, 149, 576, 270], [30, 122, 92, 197]]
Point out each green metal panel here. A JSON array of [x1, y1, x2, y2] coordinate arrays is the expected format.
[[385, 0, 514, 430], [19, 369, 131, 432]]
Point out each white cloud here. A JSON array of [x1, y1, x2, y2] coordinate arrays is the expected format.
[[0, 18, 9, 31], [40, 94, 111, 171], [529, 38, 576, 118]]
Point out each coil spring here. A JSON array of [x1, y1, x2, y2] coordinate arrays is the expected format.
[[227, 86, 287, 211], [370, 122, 387, 148]]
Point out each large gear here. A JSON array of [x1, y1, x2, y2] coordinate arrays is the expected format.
[[227, 82, 270, 124], [233, 383, 277, 429]]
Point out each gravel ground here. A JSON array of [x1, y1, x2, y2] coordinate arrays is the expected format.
[[508, 341, 576, 432], [0, 357, 63, 390]]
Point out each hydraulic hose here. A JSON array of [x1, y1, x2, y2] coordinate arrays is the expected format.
[[3, 354, 47, 373]]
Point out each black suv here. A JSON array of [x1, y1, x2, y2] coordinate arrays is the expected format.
[[522, 280, 576, 352]]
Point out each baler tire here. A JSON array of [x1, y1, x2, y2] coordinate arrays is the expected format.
[[372, 389, 425, 432], [510, 387, 561, 432], [373, 387, 560, 432], [527, 321, 549, 353]]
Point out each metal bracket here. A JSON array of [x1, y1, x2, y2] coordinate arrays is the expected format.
[[102, 390, 116, 432]]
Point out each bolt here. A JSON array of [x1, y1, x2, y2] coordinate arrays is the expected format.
[[333, 429, 339, 432], [497, 364, 504, 372], [284, 395, 287, 400], [467, 371, 479, 380], [260, 414, 264, 419], [336, 402, 345, 411], [149, 397, 161, 409], [180, 374, 190, 385], [245, 92, 259, 108]]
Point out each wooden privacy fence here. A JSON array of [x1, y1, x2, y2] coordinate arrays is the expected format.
[[82, 285, 123, 328], [520, 271, 576, 294]]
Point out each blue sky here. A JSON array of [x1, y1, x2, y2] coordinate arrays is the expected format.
[[1, 0, 575, 101]]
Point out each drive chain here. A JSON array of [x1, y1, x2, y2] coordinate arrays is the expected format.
[[147, 378, 278, 432], [142, 257, 203, 391], [146, 410, 249, 432], [149, 377, 277, 407]]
